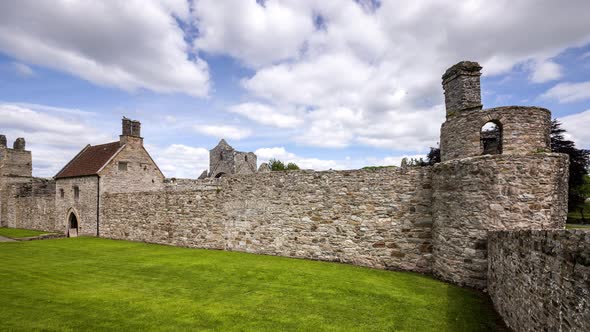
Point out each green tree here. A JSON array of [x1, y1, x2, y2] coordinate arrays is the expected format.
[[286, 162, 300, 170], [550, 120, 590, 217], [269, 159, 300, 171]]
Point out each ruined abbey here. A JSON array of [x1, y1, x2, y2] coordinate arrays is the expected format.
[[0, 61, 588, 331]]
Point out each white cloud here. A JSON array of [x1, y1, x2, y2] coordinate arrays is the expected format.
[[195, 0, 590, 151], [0, 103, 111, 177], [255, 146, 427, 170], [559, 110, 590, 149], [194, 0, 314, 67], [193, 124, 252, 140], [542, 81, 590, 103], [228, 102, 303, 128], [150, 144, 210, 178], [13, 62, 34, 77], [0, 1, 209, 96], [529, 60, 562, 83]]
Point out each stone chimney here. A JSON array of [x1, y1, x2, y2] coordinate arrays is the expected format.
[[120, 117, 143, 146], [442, 61, 482, 117], [13, 138, 25, 150], [122, 117, 141, 137], [0, 135, 6, 148]]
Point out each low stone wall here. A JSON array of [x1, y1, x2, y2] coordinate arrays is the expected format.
[[488, 230, 590, 332], [432, 153, 568, 289], [102, 168, 434, 272], [6, 178, 59, 232]]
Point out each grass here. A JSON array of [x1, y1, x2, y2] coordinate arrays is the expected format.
[[566, 224, 590, 229], [567, 201, 590, 222], [0, 227, 49, 239], [0, 238, 504, 331]]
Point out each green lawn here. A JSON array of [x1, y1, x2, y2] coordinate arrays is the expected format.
[[567, 201, 590, 223], [0, 238, 504, 331], [0, 227, 49, 239], [566, 224, 590, 229]]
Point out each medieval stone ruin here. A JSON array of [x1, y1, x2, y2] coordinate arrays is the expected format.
[[0, 61, 587, 332]]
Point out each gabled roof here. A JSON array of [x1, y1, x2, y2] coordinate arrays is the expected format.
[[55, 142, 123, 179]]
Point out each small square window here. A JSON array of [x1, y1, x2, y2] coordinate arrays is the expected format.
[[73, 186, 80, 200], [118, 161, 128, 171], [59, 188, 64, 198]]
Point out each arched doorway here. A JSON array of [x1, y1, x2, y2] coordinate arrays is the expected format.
[[214, 172, 226, 178], [68, 212, 79, 238]]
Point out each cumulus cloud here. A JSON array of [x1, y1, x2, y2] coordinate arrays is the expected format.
[[559, 110, 590, 149], [228, 102, 303, 128], [255, 146, 425, 171], [193, 124, 252, 140], [194, 0, 314, 67], [0, 103, 111, 177], [529, 60, 563, 83], [199, 0, 590, 151], [542, 81, 590, 103], [149, 144, 210, 178], [0, 1, 209, 96]]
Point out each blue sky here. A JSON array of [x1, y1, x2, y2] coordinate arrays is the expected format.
[[1, 0, 590, 178]]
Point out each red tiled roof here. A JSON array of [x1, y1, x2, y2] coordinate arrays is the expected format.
[[55, 142, 122, 179]]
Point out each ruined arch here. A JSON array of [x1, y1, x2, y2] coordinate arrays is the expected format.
[[480, 120, 502, 155]]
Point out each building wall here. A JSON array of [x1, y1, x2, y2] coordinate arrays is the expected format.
[[99, 137, 164, 194], [101, 168, 435, 272], [440, 106, 551, 162], [488, 230, 590, 332], [0, 146, 33, 227], [55, 176, 98, 236], [5, 178, 58, 232], [431, 153, 569, 288]]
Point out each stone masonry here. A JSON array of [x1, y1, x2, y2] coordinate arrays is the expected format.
[[208, 139, 257, 178], [1, 60, 587, 331], [102, 167, 434, 272], [488, 230, 590, 332], [432, 153, 569, 288]]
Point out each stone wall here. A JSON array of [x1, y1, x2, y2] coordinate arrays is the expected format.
[[102, 168, 434, 272], [440, 106, 551, 161], [99, 136, 164, 194], [55, 176, 99, 236], [431, 153, 569, 288], [488, 230, 590, 332], [5, 178, 58, 232]]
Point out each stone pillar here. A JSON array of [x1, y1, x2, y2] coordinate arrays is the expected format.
[[442, 61, 482, 118], [0, 135, 6, 148], [13, 138, 25, 150]]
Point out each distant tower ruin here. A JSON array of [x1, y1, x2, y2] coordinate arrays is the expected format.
[[208, 139, 257, 178], [0, 136, 33, 227]]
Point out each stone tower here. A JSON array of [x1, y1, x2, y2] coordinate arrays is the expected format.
[[431, 61, 568, 289], [208, 139, 257, 178], [0, 136, 33, 226]]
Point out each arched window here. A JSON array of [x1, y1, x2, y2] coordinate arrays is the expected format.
[[481, 121, 502, 155]]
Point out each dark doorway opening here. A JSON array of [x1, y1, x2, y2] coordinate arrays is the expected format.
[[481, 121, 502, 155], [68, 213, 79, 238]]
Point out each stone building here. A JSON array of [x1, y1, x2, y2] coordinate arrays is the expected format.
[[54, 117, 164, 237], [208, 139, 257, 178], [1, 61, 586, 331], [0, 135, 33, 227]]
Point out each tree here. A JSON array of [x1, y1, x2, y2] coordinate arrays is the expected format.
[[269, 159, 300, 171], [286, 162, 300, 170], [550, 120, 590, 216], [426, 146, 441, 166]]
